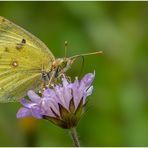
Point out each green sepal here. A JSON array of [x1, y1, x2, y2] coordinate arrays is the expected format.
[[58, 103, 70, 119], [69, 98, 75, 113], [43, 115, 66, 129], [74, 98, 84, 121]]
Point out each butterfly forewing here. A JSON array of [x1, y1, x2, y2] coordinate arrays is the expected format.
[[0, 16, 55, 102]]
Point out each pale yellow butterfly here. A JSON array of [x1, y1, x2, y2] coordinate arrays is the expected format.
[[0, 16, 102, 103]]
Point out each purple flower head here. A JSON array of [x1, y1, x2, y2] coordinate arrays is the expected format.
[[17, 72, 95, 129]]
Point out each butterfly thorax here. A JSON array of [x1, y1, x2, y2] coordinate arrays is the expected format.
[[42, 58, 73, 86]]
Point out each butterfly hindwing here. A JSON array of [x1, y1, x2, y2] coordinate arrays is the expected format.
[[0, 72, 41, 102]]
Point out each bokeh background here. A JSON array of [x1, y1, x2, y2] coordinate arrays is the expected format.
[[0, 1, 148, 146]]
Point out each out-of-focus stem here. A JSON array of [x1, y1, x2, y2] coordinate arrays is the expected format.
[[69, 127, 80, 147]]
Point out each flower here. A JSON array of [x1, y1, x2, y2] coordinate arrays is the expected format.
[[17, 72, 95, 129]]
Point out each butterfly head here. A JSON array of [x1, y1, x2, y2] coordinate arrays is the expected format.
[[52, 57, 74, 74]]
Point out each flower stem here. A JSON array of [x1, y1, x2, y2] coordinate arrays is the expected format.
[[69, 127, 80, 147]]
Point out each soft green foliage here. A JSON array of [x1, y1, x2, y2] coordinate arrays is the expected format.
[[0, 1, 148, 146]]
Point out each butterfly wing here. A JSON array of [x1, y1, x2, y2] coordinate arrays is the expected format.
[[0, 16, 55, 102]]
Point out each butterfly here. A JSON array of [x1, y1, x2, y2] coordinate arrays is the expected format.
[[0, 16, 102, 103]]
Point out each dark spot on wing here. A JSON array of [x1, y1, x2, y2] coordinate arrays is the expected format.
[[22, 38, 26, 44], [16, 43, 23, 50], [1, 18, 5, 22], [16, 38, 26, 51], [4, 47, 9, 52]]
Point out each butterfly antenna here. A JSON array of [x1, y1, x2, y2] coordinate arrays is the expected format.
[[64, 41, 68, 59], [70, 51, 103, 62]]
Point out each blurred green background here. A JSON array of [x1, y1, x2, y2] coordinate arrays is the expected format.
[[0, 1, 148, 146]]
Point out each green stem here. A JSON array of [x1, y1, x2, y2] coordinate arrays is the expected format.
[[69, 127, 80, 147]]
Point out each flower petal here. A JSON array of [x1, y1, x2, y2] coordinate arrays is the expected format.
[[16, 107, 32, 118], [31, 105, 43, 119], [63, 86, 72, 109], [42, 98, 60, 117], [62, 76, 69, 87], [43, 88, 51, 97], [80, 72, 95, 89], [83, 86, 94, 104], [43, 88, 56, 99], [71, 78, 81, 109], [86, 86, 94, 96], [54, 85, 67, 108], [27, 90, 41, 103], [20, 98, 36, 108]]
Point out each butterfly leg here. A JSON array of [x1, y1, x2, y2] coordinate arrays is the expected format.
[[38, 82, 46, 94], [57, 69, 71, 82], [47, 71, 56, 87]]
